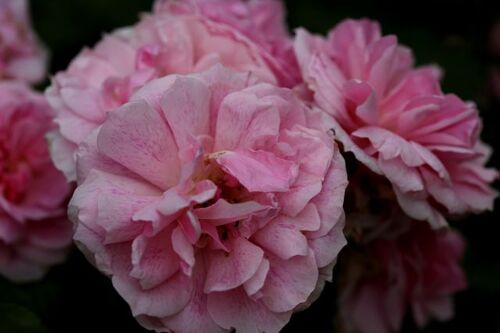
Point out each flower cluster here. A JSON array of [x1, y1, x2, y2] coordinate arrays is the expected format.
[[47, 1, 496, 332], [0, 0, 496, 332], [293, 18, 496, 332]]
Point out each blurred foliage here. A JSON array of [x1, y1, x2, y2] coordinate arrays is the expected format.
[[1, 0, 498, 332], [0, 303, 48, 333]]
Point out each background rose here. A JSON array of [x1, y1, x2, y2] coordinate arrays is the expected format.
[[339, 213, 466, 333], [69, 65, 348, 333], [0, 82, 71, 283], [0, 0, 47, 83], [154, 0, 301, 87], [294, 19, 498, 228], [337, 165, 467, 333]]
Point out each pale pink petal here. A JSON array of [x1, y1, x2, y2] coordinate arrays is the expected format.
[[243, 258, 270, 297], [47, 131, 78, 182], [160, 76, 211, 155], [309, 212, 347, 268], [214, 90, 281, 151], [215, 149, 298, 193], [113, 268, 193, 318], [97, 99, 181, 189], [208, 288, 292, 333], [171, 226, 195, 275], [253, 216, 309, 260], [259, 250, 319, 312], [131, 227, 180, 289], [195, 199, 270, 226], [204, 237, 264, 293], [161, 260, 227, 333]]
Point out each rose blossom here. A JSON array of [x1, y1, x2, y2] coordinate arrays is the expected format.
[[154, 0, 301, 87], [339, 156, 466, 332], [339, 210, 467, 333], [0, 0, 47, 83], [0, 82, 72, 282], [69, 65, 348, 333], [294, 19, 498, 228], [47, 0, 292, 183]]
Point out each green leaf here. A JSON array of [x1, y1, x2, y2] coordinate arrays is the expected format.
[[466, 263, 500, 293], [0, 303, 48, 333]]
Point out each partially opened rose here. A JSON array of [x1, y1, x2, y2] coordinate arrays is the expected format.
[[339, 212, 466, 333], [69, 65, 348, 333], [154, 0, 301, 87], [0, 0, 47, 83], [0, 82, 71, 282], [294, 19, 498, 228], [47, 0, 293, 182]]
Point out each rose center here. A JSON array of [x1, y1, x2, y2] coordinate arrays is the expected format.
[[190, 156, 252, 247], [0, 144, 31, 204]]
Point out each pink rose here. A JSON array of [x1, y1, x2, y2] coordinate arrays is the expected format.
[[0, 0, 48, 83], [69, 65, 348, 333], [154, 0, 301, 87], [294, 19, 498, 228], [47, 2, 287, 182], [0, 82, 72, 283], [339, 213, 466, 333]]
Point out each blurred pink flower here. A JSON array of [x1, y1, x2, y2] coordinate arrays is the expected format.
[[489, 21, 500, 57], [0, 0, 47, 83], [0, 82, 71, 282], [69, 65, 348, 333], [295, 19, 498, 228], [488, 66, 500, 100], [340, 212, 467, 333], [154, 0, 301, 87], [47, 1, 291, 182]]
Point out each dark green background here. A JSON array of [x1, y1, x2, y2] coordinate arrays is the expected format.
[[2, 0, 499, 332]]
